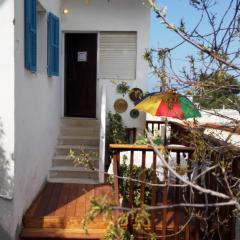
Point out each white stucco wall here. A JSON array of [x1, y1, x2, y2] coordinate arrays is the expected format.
[[13, 0, 61, 237], [61, 0, 150, 133], [0, 0, 15, 237]]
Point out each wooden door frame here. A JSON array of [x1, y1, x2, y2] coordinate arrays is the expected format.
[[61, 31, 100, 119]]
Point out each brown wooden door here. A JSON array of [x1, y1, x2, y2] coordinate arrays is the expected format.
[[65, 33, 97, 118]]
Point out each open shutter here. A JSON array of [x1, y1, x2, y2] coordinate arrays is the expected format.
[[24, 0, 37, 72], [99, 32, 137, 80], [48, 13, 60, 77]]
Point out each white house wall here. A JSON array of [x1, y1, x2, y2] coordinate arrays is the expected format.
[[61, 0, 150, 133], [0, 0, 15, 238], [13, 0, 61, 237]]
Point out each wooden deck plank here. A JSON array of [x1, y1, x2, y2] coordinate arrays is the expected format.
[[21, 227, 106, 239], [93, 184, 115, 222], [75, 184, 87, 218], [65, 184, 79, 218], [85, 184, 95, 213], [34, 183, 55, 217], [54, 184, 71, 217], [25, 184, 46, 217], [46, 183, 62, 216]]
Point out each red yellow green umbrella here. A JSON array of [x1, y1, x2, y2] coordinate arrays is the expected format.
[[134, 91, 201, 119]]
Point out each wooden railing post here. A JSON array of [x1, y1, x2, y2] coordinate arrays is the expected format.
[[185, 150, 192, 240], [162, 154, 168, 240], [151, 152, 157, 232], [128, 150, 134, 234], [140, 150, 146, 204], [113, 151, 120, 205], [174, 151, 180, 240]]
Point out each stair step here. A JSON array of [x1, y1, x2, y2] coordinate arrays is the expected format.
[[58, 135, 99, 146], [47, 177, 99, 184], [61, 117, 100, 127], [21, 227, 105, 239], [60, 126, 99, 136], [50, 118, 101, 184], [55, 145, 99, 155], [52, 155, 99, 167], [50, 166, 98, 172], [49, 166, 98, 179]]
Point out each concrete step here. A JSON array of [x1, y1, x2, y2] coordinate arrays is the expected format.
[[49, 166, 98, 180], [58, 135, 99, 146], [61, 117, 100, 127], [60, 126, 99, 136], [55, 145, 99, 156], [52, 155, 99, 167], [47, 177, 99, 184], [50, 118, 101, 184]]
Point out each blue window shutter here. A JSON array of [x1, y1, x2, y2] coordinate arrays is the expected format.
[[48, 13, 60, 76], [24, 0, 37, 72]]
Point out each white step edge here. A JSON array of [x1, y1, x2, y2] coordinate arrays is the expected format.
[[56, 145, 99, 150], [52, 155, 99, 161], [47, 177, 99, 185], [50, 166, 98, 172], [58, 136, 99, 140], [60, 126, 99, 129]]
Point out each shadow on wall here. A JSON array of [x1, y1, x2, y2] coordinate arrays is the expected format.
[[0, 0, 6, 6], [0, 118, 14, 198], [0, 225, 12, 240]]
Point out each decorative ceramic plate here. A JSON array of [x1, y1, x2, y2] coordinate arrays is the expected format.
[[114, 99, 128, 113], [130, 109, 140, 119], [129, 88, 143, 102]]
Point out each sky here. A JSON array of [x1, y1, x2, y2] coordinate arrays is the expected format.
[[148, 0, 239, 91]]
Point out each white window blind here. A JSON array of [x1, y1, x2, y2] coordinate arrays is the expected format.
[[99, 32, 137, 80]]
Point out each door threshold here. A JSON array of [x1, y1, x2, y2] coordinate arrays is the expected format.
[[62, 117, 98, 120]]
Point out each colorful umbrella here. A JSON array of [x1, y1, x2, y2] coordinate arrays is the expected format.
[[134, 91, 201, 119]]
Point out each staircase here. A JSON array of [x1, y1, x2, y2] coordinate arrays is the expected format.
[[48, 118, 100, 184]]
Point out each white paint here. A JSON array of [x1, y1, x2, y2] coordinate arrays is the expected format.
[[198, 109, 240, 124], [61, 0, 150, 132], [0, 0, 15, 236], [13, 0, 61, 237], [0, 1, 151, 237], [204, 128, 240, 147], [99, 85, 106, 183]]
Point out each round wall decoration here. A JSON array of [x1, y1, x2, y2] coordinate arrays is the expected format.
[[130, 109, 140, 119], [114, 99, 128, 113], [129, 88, 143, 102]]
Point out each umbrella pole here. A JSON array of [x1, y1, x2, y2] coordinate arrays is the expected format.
[[164, 118, 168, 146]]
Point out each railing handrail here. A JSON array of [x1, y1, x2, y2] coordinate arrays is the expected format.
[[109, 143, 194, 152]]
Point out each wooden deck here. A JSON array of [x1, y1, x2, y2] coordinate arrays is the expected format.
[[20, 183, 184, 239], [20, 183, 116, 239]]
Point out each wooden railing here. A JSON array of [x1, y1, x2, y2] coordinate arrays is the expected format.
[[146, 120, 193, 146], [109, 143, 194, 239], [146, 120, 170, 134]]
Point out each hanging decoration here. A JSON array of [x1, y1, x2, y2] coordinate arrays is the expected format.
[[129, 88, 143, 102], [130, 109, 140, 119], [114, 99, 128, 113]]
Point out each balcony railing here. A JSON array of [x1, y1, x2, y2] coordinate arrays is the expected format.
[[109, 143, 195, 239]]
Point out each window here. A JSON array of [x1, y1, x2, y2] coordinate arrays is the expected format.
[[24, 0, 37, 72], [99, 32, 137, 80], [47, 12, 59, 77]]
